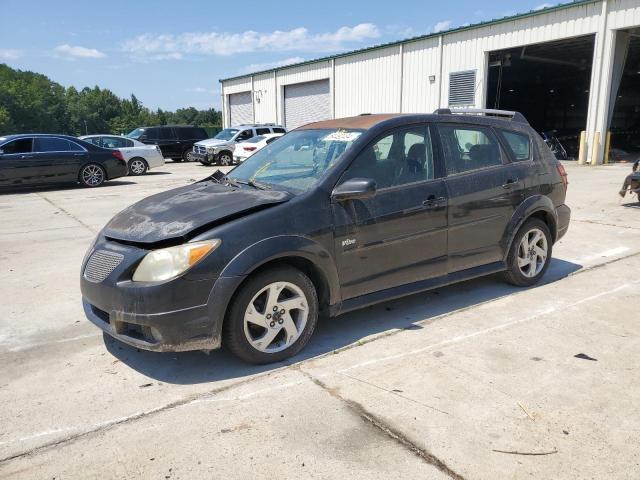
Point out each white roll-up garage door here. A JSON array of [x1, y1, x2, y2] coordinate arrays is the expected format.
[[284, 80, 331, 129], [229, 91, 253, 126]]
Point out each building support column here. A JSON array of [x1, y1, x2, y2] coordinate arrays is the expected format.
[[437, 35, 444, 109], [330, 58, 336, 119], [398, 43, 404, 112], [585, 0, 611, 165], [251, 75, 255, 124], [220, 89, 227, 128]]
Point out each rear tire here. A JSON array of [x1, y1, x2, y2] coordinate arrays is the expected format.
[[128, 158, 148, 176], [182, 149, 194, 162], [79, 164, 106, 188], [223, 266, 318, 364], [502, 218, 552, 287]]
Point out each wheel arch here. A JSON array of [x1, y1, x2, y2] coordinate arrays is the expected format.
[[220, 235, 339, 307], [78, 162, 108, 182], [207, 236, 340, 340], [502, 195, 558, 262]]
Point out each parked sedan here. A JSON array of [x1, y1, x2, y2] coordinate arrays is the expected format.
[[0, 134, 128, 188], [233, 133, 284, 163], [80, 135, 165, 176]]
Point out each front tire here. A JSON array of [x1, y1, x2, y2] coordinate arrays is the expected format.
[[128, 158, 148, 176], [503, 218, 552, 287], [217, 151, 233, 166], [223, 266, 318, 364], [79, 164, 106, 188]]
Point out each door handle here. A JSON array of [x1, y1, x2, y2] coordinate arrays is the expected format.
[[422, 195, 446, 208], [502, 178, 519, 189]]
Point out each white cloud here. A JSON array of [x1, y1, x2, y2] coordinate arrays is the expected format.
[[54, 44, 106, 59], [241, 56, 305, 73], [122, 23, 380, 60], [0, 49, 23, 60], [434, 20, 452, 33], [186, 87, 219, 94], [534, 3, 554, 10]]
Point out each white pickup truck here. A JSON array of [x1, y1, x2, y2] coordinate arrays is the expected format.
[[192, 124, 286, 166]]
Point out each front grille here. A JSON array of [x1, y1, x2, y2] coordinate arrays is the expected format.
[[194, 145, 207, 155], [84, 250, 124, 283]]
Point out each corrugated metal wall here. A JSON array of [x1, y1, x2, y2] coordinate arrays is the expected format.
[[334, 46, 401, 117], [221, 0, 640, 134]]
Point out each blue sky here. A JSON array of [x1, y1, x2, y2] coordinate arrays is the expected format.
[[0, 0, 559, 111]]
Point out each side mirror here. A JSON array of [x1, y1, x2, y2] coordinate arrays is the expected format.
[[331, 178, 377, 202], [0, 148, 4, 156], [138, 135, 147, 141]]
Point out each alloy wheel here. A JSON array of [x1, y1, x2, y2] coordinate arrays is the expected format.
[[243, 281, 309, 353], [81, 165, 104, 187], [517, 227, 548, 278], [219, 153, 232, 166], [130, 159, 146, 175]]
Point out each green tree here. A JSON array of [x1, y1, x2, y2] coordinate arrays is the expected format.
[[0, 63, 222, 136]]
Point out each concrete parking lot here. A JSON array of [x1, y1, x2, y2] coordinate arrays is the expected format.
[[1, 161, 639, 479]]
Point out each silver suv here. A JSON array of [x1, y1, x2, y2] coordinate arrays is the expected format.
[[192, 124, 287, 166]]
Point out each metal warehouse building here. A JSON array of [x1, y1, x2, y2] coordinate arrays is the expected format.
[[220, 0, 640, 164]]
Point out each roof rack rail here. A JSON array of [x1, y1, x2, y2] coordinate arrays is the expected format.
[[433, 108, 528, 124]]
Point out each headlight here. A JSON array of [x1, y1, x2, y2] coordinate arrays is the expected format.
[[132, 240, 221, 282]]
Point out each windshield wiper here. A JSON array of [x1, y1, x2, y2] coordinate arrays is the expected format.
[[247, 179, 270, 190], [232, 178, 271, 190]]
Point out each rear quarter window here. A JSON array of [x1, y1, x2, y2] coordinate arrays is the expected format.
[[500, 130, 531, 162]]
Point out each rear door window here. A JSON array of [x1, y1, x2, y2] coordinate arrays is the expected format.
[[102, 137, 128, 148], [194, 128, 208, 139], [236, 129, 254, 141], [83, 137, 101, 146], [35, 137, 77, 152], [256, 128, 271, 135], [157, 127, 176, 140], [176, 127, 196, 140], [438, 125, 504, 175], [144, 128, 160, 140], [499, 130, 531, 161], [1, 138, 33, 154]]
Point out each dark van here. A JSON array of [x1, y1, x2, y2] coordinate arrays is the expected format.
[[127, 125, 208, 162]]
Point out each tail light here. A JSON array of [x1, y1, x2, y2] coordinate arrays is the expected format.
[[243, 147, 257, 152], [111, 150, 125, 163], [556, 162, 568, 190]]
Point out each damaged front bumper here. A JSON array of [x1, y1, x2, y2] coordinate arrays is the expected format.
[[80, 238, 244, 352]]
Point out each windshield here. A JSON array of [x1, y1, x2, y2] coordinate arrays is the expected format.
[[127, 128, 145, 139], [214, 128, 239, 141], [228, 128, 362, 194]]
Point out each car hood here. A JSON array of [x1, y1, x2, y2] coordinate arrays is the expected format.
[[196, 138, 230, 147], [102, 181, 293, 244]]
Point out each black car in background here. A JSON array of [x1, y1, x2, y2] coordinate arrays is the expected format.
[[0, 134, 128, 188], [81, 109, 570, 364], [127, 125, 208, 162]]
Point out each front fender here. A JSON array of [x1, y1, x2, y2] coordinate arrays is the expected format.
[[220, 235, 340, 305], [502, 195, 558, 261], [204, 237, 339, 344]]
